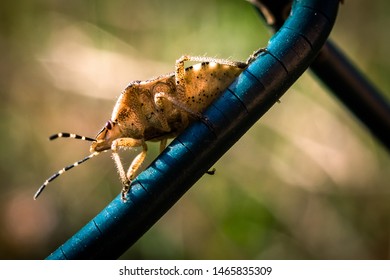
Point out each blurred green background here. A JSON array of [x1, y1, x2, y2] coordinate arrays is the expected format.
[[0, 0, 389, 259]]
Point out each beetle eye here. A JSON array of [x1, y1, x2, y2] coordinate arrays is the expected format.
[[105, 121, 112, 130]]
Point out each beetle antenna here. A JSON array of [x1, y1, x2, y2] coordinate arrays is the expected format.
[[49, 132, 96, 142], [34, 152, 100, 200]]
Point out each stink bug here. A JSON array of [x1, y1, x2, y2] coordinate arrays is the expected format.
[[35, 48, 265, 201]]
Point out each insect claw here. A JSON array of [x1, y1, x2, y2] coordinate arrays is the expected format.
[[120, 181, 132, 202], [206, 168, 216, 175], [246, 47, 268, 64], [121, 189, 128, 202]]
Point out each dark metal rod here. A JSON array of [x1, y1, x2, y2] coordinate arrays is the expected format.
[[310, 40, 390, 150], [252, 0, 390, 150]]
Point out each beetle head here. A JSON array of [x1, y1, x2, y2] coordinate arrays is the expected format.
[[90, 120, 122, 152]]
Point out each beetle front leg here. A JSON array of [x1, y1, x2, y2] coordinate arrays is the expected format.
[[111, 138, 148, 201]]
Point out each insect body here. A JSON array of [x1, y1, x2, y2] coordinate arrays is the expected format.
[[35, 49, 265, 201]]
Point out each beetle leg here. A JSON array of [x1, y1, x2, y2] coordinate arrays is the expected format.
[[111, 138, 147, 201], [154, 91, 202, 119]]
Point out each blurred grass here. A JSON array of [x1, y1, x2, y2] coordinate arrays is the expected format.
[[0, 0, 389, 259]]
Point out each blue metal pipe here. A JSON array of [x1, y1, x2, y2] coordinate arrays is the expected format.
[[46, 0, 340, 259]]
